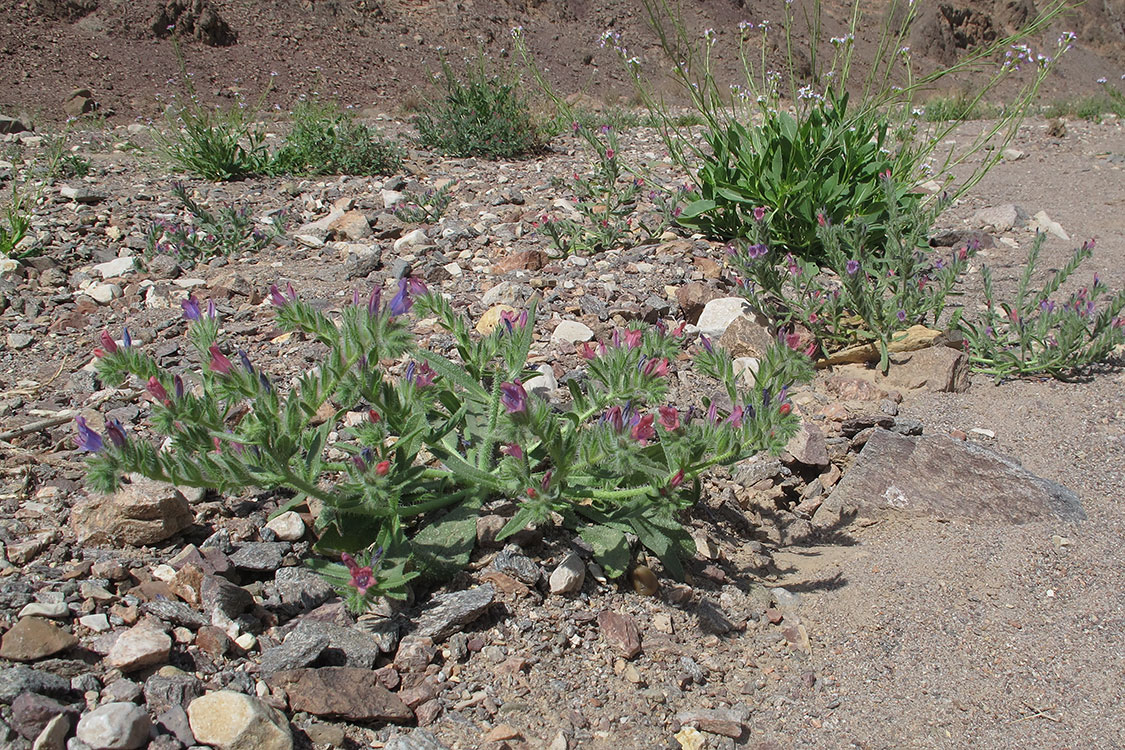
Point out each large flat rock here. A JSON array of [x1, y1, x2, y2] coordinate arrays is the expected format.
[[815, 429, 1085, 526]]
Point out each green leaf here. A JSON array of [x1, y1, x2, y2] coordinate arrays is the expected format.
[[411, 496, 482, 582], [679, 199, 718, 219], [578, 524, 631, 579]]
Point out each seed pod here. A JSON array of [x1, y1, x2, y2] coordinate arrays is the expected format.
[[630, 565, 659, 596]]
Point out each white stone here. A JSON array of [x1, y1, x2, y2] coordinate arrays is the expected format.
[[0, 257, 19, 276], [79, 614, 111, 632], [696, 297, 752, 339], [265, 511, 306, 542], [548, 552, 585, 595], [188, 691, 293, 750], [293, 234, 325, 249], [18, 601, 69, 619], [150, 564, 177, 582], [523, 364, 557, 399], [32, 712, 69, 750], [1002, 148, 1026, 161], [381, 189, 405, 208], [1031, 210, 1070, 241], [550, 320, 595, 345], [87, 283, 121, 304], [971, 204, 1027, 232], [443, 261, 463, 277], [106, 623, 171, 672], [91, 257, 135, 279], [482, 281, 521, 307], [76, 702, 151, 750], [732, 357, 760, 387], [393, 228, 430, 252], [235, 632, 257, 651]]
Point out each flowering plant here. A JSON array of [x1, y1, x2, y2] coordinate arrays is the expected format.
[[959, 235, 1125, 379], [729, 177, 974, 370], [80, 278, 810, 609]]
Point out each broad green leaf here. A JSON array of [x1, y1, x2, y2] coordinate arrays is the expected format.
[[411, 495, 482, 582], [579, 524, 631, 579]]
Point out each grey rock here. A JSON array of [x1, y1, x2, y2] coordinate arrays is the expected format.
[[385, 729, 451, 750], [11, 692, 75, 740], [258, 630, 329, 677], [101, 679, 142, 704], [75, 702, 151, 750], [143, 672, 205, 714], [414, 584, 496, 641], [286, 620, 380, 669], [971, 204, 1027, 232], [784, 422, 829, 467], [200, 575, 253, 620], [59, 186, 107, 205], [548, 552, 585, 596], [228, 542, 288, 572], [0, 666, 72, 703], [141, 600, 209, 630], [675, 704, 750, 738], [816, 429, 1085, 526], [154, 706, 194, 747], [492, 545, 542, 585], [7, 332, 33, 350], [274, 567, 334, 611], [0, 116, 31, 134], [733, 455, 783, 487]]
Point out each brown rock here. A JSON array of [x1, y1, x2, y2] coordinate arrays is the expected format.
[[70, 476, 195, 547], [0, 617, 77, 662], [823, 375, 888, 402], [676, 706, 749, 738], [266, 668, 413, 723], [106, 621, 172, 673], [414, 698, 443, 726], [597, 611, 642, 659], [483, 724, 522, 742], [692, 256, 722, 279], [675, 283, 720, 324], [784, 421, 829, 467], [883, 346, 970, 393], [63, 88, 96, 118], [718, 314, 775, 358], [327, 210, 372, 241], [817, 325, 943, 367], [393, 635, 437, 672], [475, 305, 516, 336], [493, 249, 547, 274], [815, 429, 1086, 527]]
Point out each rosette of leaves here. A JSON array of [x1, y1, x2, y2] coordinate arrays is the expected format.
[[81, 280, 810, 610]]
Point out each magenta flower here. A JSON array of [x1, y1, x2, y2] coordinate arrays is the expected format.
[[669, 468, 685, 489], [499, 309, 528, 333], [630, 413, 656, 445], [500, 380, 529, 415], [501, 443, 524, 460], [341, 552, 375, 596], [726, 405, 744, 428], [146, 376, 171, 406], [623, 329, 643, 349], [642, 357, 669, 377], [405, 361, 436, 388], [388, 277, 419, 316], [74, 416, 103, 453], [753, 205, 766, 222], [658, 405, 680, 431], [98, 329, 118, 355], [700, 334, 713, 353], [605, 148, 616, 160], [604, 405, 624, 432], [208, 345, 233, 375], [268, 284, 297, 307], [578, 342, 597, 360]]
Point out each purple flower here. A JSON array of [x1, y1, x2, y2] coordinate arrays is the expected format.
[[500, 380, 529, 415], [753, 205, 766, 222], [173, 375, 185, 400], [746, 243, 767, 260], [341, 552, 375, 596], [706, 401, 718, 423], [207, 300, 217, 320], [500, 309, 528, 333], [700, 334, 713, 353], [604, 405, 624, 432], [367, 287, 382, 316], [846, 259, 860, 276], [122, 328, 132, 348], [268, 284, 290, 307], [104, 419, 127, 449], [406, 361, 436, 388], [181, 296, 202, 321], [389, 278, 413, 316], [208, 345, 232, 375], [897, 309, 907, 322], [75, 416, 103, 453], [238, 349, 255, 374], [726, 405, 744, 428], [501, 443, 523, 460]]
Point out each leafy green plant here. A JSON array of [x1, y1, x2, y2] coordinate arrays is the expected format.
[[1043, 86, 1125, 122], [922, 93, 1001, 122], [958, 235, 1125, 379], [535, 123, 645, 255], [392, 182, 455, 224], [414, 54, 543, 159], [145, 182, 283, 265], [270, 102, 404, 177], [79, 278, 811, 608], [729, 176, 975, 370], [574, 0, 1071, 263], [41, 135, 92, 180], [0, 186, 33, 259]]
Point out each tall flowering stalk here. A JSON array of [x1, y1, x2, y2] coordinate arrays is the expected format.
[[81, 275, 810, 607]]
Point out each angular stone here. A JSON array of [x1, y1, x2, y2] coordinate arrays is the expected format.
[[201, 574, 254, 620], [285, 619, 381, 668], [91, 257, 136, 279], [1031, 210, 1069, 240], [267, 667, 413, 723], [11, 692, 75, 740], [187, 691, 292, 750], [60, 185, 106, 204], [492, 545, 541, 585], [785, 421, 829, 467], [0, 618, 77, 662], [818, 325, 943, 367], [816, 429, 1085, 526], [971, 204, 1027, 232], [141, 600, 209, 630], [70, 476, 195, 547], [264, 512, 305, 542], [229, 542, 288, 572], [597, 611, 642, 659], [675, 282, 720, 324], [718, 313, 775, 358], [32, 712, 69, 750], [675, 704, 750, 738], [550, 320, 595, 345], [106, 622, 171, 673], [492, 249, 546, 273], [75, 702, 151, 750], [0, 666, 72, 703], [414, 584, 495, 641], [883, 346, 970, 393], [695, 297, 752, 339], [258, 629, 328, 677], [327, 210, 372, 241], [548, 552, 585, 596], [143, 671, 205, 714], [475, 304, 516, 335], [274, 567, 334, 611]]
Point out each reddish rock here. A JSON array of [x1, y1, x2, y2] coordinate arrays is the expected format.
[[266, 667, 413, 723], [493, 249, 547, 274], [597, 611, 642, 659], [0, 617, 78, 662]]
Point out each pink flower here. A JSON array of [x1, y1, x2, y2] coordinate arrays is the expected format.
[[97, 330, 118, 355], [208, 345, 232, 375], [753, 206, 766, 222], [623, 329, 643, 349], [630, 413, 656, 444], [501, 443, 523, 459], [669, 468, 685, 489], [375, 460, 391, 476], [642, 357, 669, 377], [578, 342, 597, 360], [341, 553, 375, 596], [658, 406, 680, 431], [146, 376, 171, 407]]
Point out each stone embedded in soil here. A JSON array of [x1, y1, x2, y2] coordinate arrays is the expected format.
[[971, 204, 1027, 232], [10, 692, 75, 740], [675, 704, 751, 738], [201, 574, 254, 620], [69, 476, 195, 547], [718, 313, 775, 358], [476, 304, 516, 335], [264, 511, 306, 542], [816, 429, 1086, 526], [0, 617, 77, 662], [228, 541, 289, 572], [143, 670, 205, 714], [550, 319, 595, 345], [784, 421, 829, 467], [275, 566, 334, 610], [75, 702, 151, 750], [695, 297, 753, 339], [385, 729, 451, 750], [597, 610, 642, 659], [414, 583, 496, 641], [284, 619, 382, 667], [492, 545, 542, 585], [258, 629, 329, 677], [0, 666, 73, 702], [548, 551, 586, 595], [266, 667, 414, 723], [187, 691, 293, 750], [106, 621, 172, 673]]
